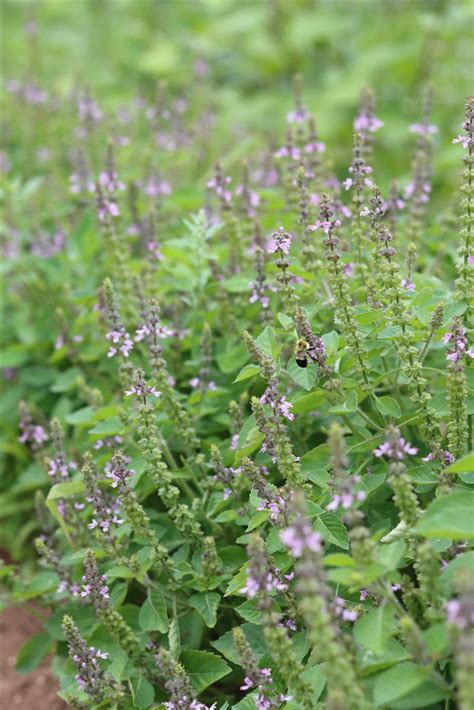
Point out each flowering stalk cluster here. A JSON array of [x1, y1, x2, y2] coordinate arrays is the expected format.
[[405, 86, 436, 242], [445, 318, 471, 460], [18, 401, 48, 451], [242, 534, 314, 709], [107, 451, 171, 569], [82, 453, 124, 558], [375, 225, 440, 451], [156, 648, 216, 710], [35, 537, 80, 597], [244, 332, 303, 488], [62, 614, 123, 704], [137, 299, 200, 458], [315, 194, 371, 388], [267, 227, 299, 315], [375, 427, 421, 528], [81, 550, 146, 665], [326, 423, 373, 567], [130, 370, 203, 541], [233, 627, 292, 709], [280, 502, 367, 710], [454, 96, 474, 301]]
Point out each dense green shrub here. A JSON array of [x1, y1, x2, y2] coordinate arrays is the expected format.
[[1, 2, 473, 709]]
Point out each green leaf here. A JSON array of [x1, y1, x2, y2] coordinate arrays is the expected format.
[[277, 312, 294, 329], [50, 367, 82, 393], [88, 416, 125, 436], [377, 541, 406, 570], [321, 330, 339, 356], [181, 650, 231, 693], [414, 492, 474, 540], [373, 662, 427, 706], [233, 364, 260, 383], [189, 592, 220, 628], [353, 605, 396, 655], [130, 674, 155, 707], [287, 357, 317, 391], [442, 551, 474, 592], [329, 390, 358, 414], [169, 617, 181, 660], [246, 510, 269, 531], [315, 513, 349, 549], [375, 396, 401, 419], [300, 444, 330, 473], [211, 623, 268, 665], [287, 663, 326, 706], [445, 452, 474, 473], [65, 406, 94, 425], [390, 681, 447, 708], [235, 599, 264, 625], [46, 481, 85, 543], [224, 563, 248, 597], [138, 589, 168, 633], [217, 343, 248, 373], [15, 632, 51, 673], [255, 326, 278, 358]]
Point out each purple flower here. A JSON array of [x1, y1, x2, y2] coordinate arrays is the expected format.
[[106, 328, 133, 358], [374, 433, 418, 460], [445, 598, 474, 629], [280, 520, 321, 558], [18, 411, 48, 449], [443, 321, 473, 364], [309, 218, 341, 234], [354, 113, 384, 133], [304, 141, 325, 154], [144, 176, 172, 197], [422, 450, 455, 466], [275, 144, 300, 160], [409, 123, 438, 136], [286, 108, 309, 124], [106, 452, 134, 492], [267, 227, 293, 255]]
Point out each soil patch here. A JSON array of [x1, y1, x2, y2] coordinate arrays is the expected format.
[[0, 604, 68, 709]]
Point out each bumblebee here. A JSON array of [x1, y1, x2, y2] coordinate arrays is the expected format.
[[294, 338, 311, 368]]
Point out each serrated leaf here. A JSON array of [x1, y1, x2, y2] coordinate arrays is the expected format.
[[353, 605, 396, 655], [65, 406, 94, 425], [315, 513, 349, 549], [88, 416, 125, 436], [169, 617, 181, 660], [414, 492, 474, 540], [224, 564, 248, 597], [255, 326, 277, 358], [375, 396, 401, 419], [321, 330, 339, 356], [138, 589, 168, 633], [189, 592, 220, 628], [287, 357, 317, 391], [130, 674, 154, 707], [235, 599, 263, 625], [233, 364, 260, 383], [217, 343, 248, 373], [181, 650, 231, 693], [373, 662, 427, 706], [445, 452, 474, 473], [246, 510, 269, 531]]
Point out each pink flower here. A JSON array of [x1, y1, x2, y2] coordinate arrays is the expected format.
[[374, 434, 418, 460], [280, 523, 321, 558]]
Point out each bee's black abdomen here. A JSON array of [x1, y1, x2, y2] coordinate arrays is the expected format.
[[295, 357, 308, 368]]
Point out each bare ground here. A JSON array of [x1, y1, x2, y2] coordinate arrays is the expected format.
[[0, 604, 67, 709]]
